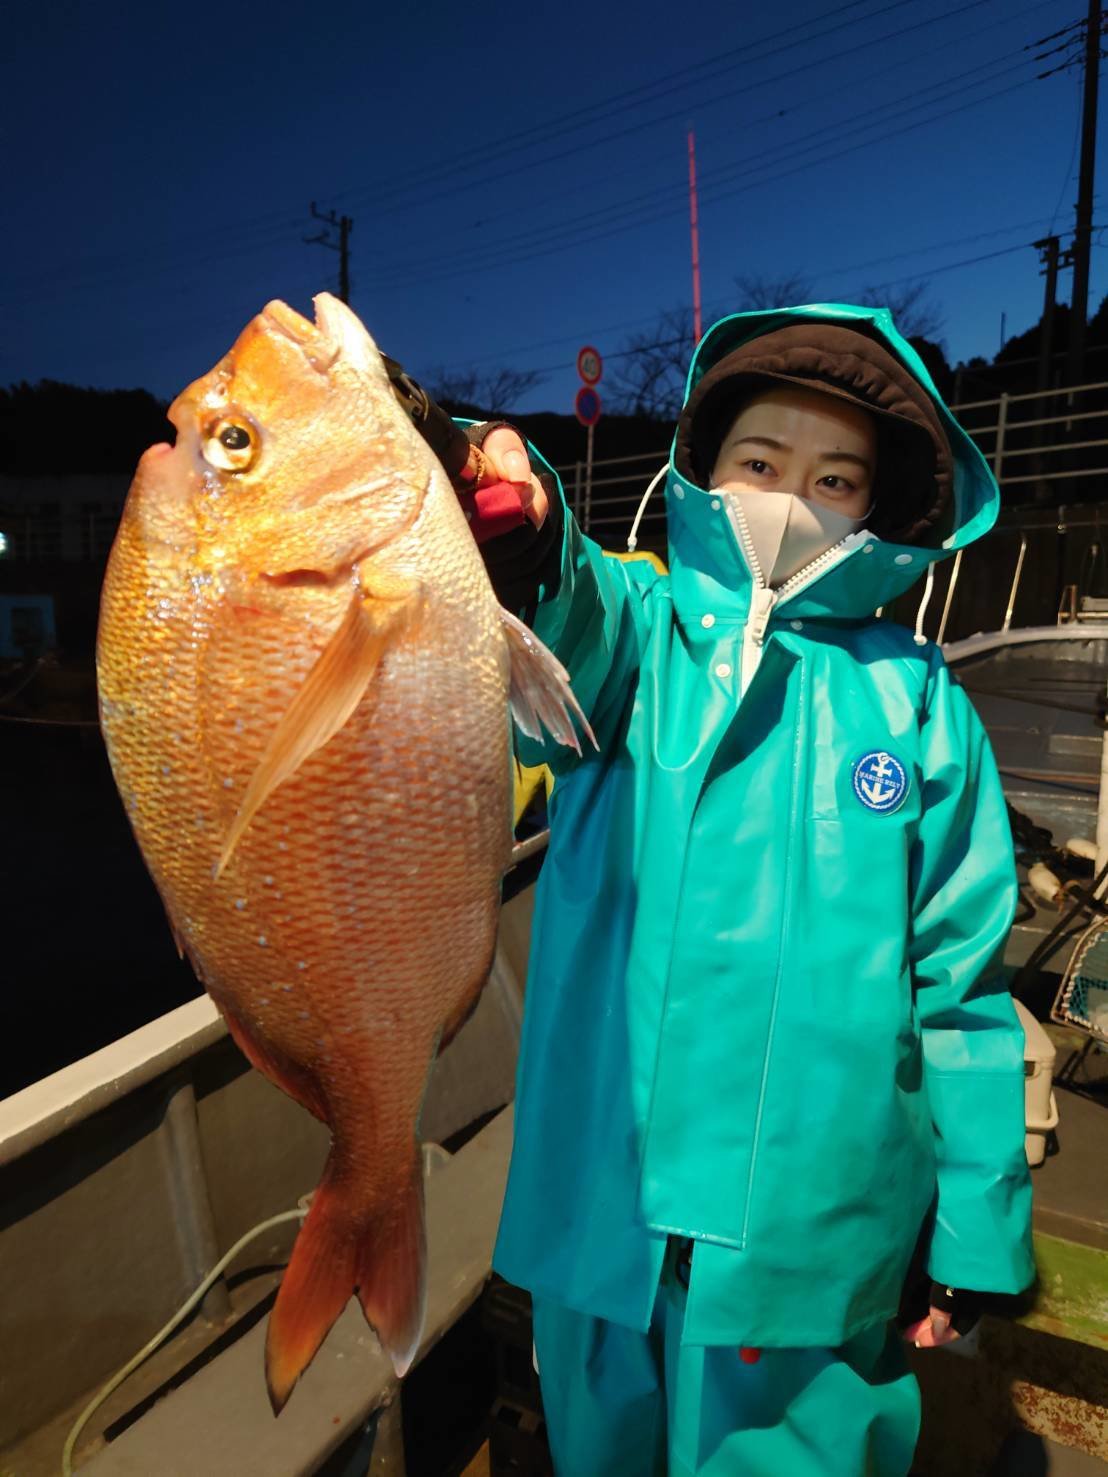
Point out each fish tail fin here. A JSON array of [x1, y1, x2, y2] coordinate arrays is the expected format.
[[266, 1146, 429, 1412], [265, 1157, 359, 1415], [354, 1147, 427, 1378]]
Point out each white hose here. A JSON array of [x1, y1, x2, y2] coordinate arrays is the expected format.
[[913, 562, 937, 647], [626, 464, 670, 552], [62, 1208, 307, 1476]]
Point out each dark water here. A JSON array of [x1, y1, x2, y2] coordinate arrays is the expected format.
[[2, 718, 201, 1098]]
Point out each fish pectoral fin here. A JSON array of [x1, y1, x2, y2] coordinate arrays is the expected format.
[[216, 575, 422, 877], [499, 607, 597, 755]]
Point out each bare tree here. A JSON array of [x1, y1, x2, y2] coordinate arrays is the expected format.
[[732, 271, 817, 310], [426, 365, 547, 412], [610, 279, 826, 420], [854, 281, 945, 343], [608, 307, 695, 421]]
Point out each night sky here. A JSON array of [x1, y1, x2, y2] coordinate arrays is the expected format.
[[3, 0, 1101, 422]]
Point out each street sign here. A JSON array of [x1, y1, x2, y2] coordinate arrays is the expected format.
[[575, 386, 602, 427], [577, 345, 603, 385]]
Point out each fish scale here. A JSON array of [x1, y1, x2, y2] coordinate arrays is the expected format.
[[97, 293, 590, 1414]]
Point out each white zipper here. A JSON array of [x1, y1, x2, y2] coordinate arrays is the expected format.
[[725, 497, 861, 696]]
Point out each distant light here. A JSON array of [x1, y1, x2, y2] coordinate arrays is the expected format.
[[0, 532, 8, 557]]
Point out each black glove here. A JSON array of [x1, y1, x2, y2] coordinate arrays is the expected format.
[[898, 1273, 984, 1341], [379, 359, 564, 616], [380, 353, 471, 482]]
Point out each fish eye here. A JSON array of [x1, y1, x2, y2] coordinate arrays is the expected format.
[[202, 416, 259, 472]]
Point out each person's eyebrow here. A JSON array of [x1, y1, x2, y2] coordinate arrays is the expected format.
[[728, 434, 789, 453], [821, 451, 873, 474], [726, 435, 872, 475]]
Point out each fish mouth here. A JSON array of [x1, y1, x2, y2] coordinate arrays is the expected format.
[[263, 300, 339, 370], [262, 295, 380, 378]]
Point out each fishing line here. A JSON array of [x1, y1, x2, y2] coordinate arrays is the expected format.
[[61, 1208, 307, 1476]]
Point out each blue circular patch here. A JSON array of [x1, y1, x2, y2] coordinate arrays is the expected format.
[[852, 750, 909, 814]]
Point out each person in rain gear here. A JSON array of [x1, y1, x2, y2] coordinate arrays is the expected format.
[[392, 304, 1034, 1476]]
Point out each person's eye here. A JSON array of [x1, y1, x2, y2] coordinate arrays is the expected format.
[[817, 475, 855, 494], [744, 459, 774, 477]]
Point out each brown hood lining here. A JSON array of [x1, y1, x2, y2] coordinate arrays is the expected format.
[[674, 323, 954, 547]]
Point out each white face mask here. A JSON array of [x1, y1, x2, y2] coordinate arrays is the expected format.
[[719, 489, 868, 588]]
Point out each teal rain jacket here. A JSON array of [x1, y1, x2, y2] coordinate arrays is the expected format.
[[492, 304, 1034, 1348]]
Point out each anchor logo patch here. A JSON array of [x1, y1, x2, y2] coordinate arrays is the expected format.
[[852, 750, 909, 814]]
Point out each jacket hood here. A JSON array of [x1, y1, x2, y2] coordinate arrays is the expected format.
[[664, 303, 999, 622]]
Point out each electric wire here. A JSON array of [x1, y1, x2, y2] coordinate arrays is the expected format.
[[375, 71, 1045, 293], [1047, 64, 1086, 237], [60, 1208, 307, 1477], [9, 0, 914, 302], [367, 0, 1008, 282], [428, 214, 1059, 378], [3, 0, 1080, 392], [326, 0, 925, 219], [426, 232, 1052, 385], [5, 0, 1007, 310], [3, 0, 1057, 317], [412, 0, 1061, 255], [376, 49, 1044, 290]]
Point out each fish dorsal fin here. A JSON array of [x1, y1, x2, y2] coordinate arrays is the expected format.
[[216, 574, 421, 877], [499, 607, 596, 755]]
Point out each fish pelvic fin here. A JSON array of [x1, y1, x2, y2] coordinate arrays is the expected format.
[[499, 607, 597, 755], [216, 573, 422, 878], [220, 1002, 330, 1123], [355, 1146, 427, 1378]]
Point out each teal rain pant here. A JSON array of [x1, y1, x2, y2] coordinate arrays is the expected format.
[[531, 1258, 920, 1477]]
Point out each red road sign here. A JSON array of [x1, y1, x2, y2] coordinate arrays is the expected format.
[[575, 385, 602, 427], [577, 345, 603, 385]]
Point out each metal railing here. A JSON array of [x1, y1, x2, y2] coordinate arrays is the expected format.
[[916, 503, 1108, 647], [3, 378, 1107, 564], [555, 377, 1108, 545]]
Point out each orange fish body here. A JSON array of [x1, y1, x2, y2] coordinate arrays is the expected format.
[[97, 295, 585, 1411]]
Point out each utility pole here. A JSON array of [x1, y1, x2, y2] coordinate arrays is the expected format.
[[1065, 0, 1102, 387], [304, 203, 353, 304], [1034, 235, 1061, 503], [1036, 236, 1061, 399]]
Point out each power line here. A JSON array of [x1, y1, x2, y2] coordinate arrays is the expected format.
[[371, 0, 1059, 261], [344, 0, 995, 253], [324, 0, 920, 220], [429, 220, 1063, 381], [11, 0, 898, 303], [4, 0, 1050, 312], [4, 221, 306, 314], [373, 69, 1046, 294], [373, 49, 1042, 290]]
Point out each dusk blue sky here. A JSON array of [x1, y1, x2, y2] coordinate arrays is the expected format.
[[3, 0, 1101, 424]]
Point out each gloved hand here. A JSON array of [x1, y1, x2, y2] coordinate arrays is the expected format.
[[379, 350, 561, 610], [456, 423, 550, 543], [900, 1281, 983, 1347]]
